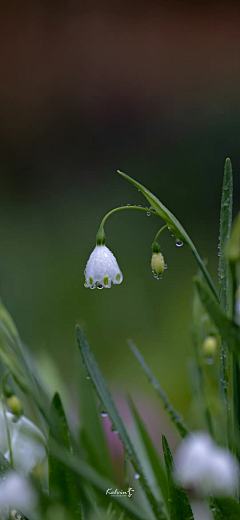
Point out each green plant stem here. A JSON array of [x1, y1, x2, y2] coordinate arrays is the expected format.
[[153, 224, 168, 244], [99, 205, 158, 229], [193, 249, 219, 302]]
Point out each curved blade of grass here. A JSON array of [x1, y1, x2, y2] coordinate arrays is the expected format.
[[210, 498, 240, 520], [128, 395, 169, 513], [50, 438, 151, 520], [195, 279, 240, 358], [128, 340, 189, 438], [218, 158, 233, 442], [77, 326, 167, 520], [117, 169, 219, 302], [162, 435, 194, 520]]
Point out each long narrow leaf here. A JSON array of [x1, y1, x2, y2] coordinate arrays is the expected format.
[[162, 435, 194, 520], [128, 340, 189, 438], [210, 497, 240, 520], [128, 395, 169, 513], [219, 158, 233, 311], [117, 169, 219, 301], [79, 363, 112, 479], [218, 158, 233, 441], [49, 393, 82, 518], [195, 279, 240, 358], [50, 438, 150, 520], [77, 326, 167, 520]]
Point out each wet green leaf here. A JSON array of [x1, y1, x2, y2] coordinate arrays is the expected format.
[[77, 326, 167, 520], [49, 393, 82, 519], [219, 158, 233, 311], [162, 435, 194, 520], [218, 158, 233, 442], [118, 170, 219, 301], [128, 395, 169, 513], [211, 497, 240, 520], [128, 340, 189, 438], [50, 438, 150, 520]]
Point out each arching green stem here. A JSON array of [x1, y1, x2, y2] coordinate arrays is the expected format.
[[99, 206, 158, 230], [153, 224, 168, 244]]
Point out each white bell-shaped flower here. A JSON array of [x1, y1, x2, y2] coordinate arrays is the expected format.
[[4, 414, 47, 477], [0, 405, 47, 479], [84, 245, 123, 289], [175, 432, 238, 496], [0, 471, 38, 519]]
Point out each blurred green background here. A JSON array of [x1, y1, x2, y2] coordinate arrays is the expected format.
[[0, 1, 239, 449]]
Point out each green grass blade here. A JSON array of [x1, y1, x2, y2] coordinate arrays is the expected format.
[[162, 435, 194, 520], [128, 395, 169, 513], [219, 158, 233, 311], [128, 340, 189, 438], [195, 279, 240, 358], [210, 498, 240, 520], [77, 326, 167, 520], [79, 363, 113, 480], [117, 170, 219, 301], [50, 438, 151, 520], [49, 393, 82, 518], [218, 158, 233, 442]]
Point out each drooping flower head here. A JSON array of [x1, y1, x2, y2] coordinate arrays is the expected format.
[[84, 245, 123, 289], [151, 240, 165, 279], [175, 432, 238, 496], [0, 471, 38, 519]]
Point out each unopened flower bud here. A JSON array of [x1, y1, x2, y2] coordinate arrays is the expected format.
[[151, 252, 165, 277], [202, 336, 217, 357], [4, 384, 13, 398], [7, 396, 23, 417]]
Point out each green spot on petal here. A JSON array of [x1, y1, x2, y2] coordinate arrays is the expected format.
[[89, 277, 93, 285], [103, 276, 108, 286], [115, 273, 121, 282]]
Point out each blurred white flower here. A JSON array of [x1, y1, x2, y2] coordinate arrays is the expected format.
[[5, 414, 47, 476], [0, 471, 38, 519], [175, 432, 238, 496], [0, 405, 47, 477], [84, 245, 123, 289]]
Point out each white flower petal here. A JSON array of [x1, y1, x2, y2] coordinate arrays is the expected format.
[[4, 414, 47, 477], [202, 448, 237, 496], [84, 245, 123, 289], [175, 432, 213, 488], [175, 432, 238, 496], [0, 471, 38, 518]]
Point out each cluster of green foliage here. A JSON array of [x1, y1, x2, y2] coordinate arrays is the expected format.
[[0, 159, 240, 520]]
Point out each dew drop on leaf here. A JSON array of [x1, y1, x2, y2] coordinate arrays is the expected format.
[[175, 239, 183, 247], [134, 473, 140, 479]]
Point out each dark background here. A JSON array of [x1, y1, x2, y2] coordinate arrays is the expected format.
[[0, 0, 239, 449]]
